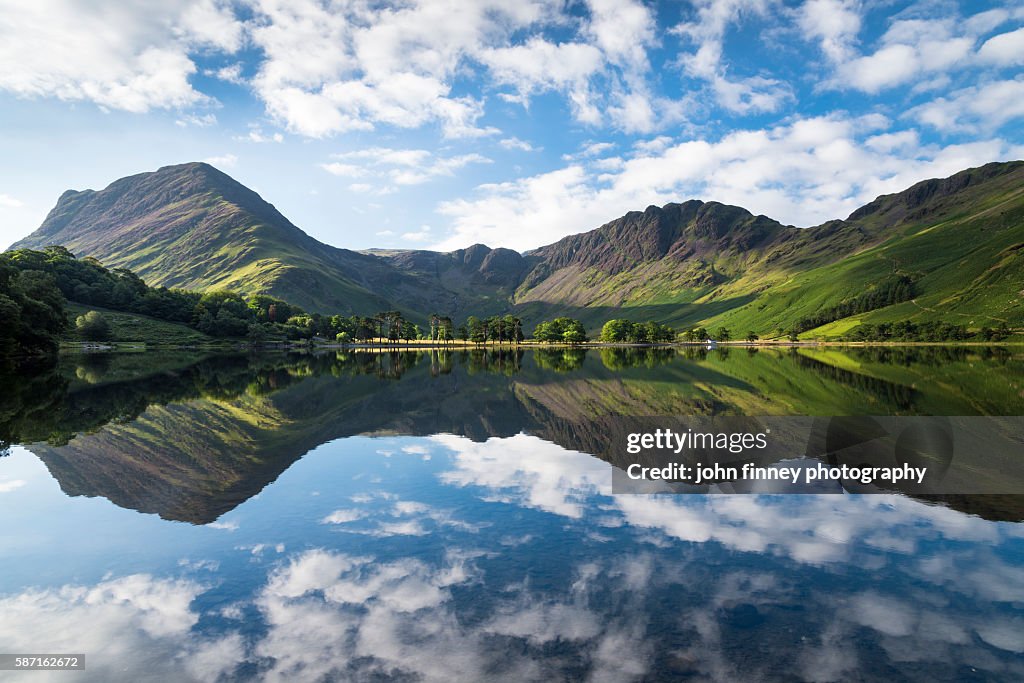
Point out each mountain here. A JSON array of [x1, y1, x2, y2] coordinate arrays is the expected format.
[[11, 160, 1024, 336], [9, 162, 510, 320]]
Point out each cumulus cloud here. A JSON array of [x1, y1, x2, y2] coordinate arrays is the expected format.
[[799, 0, 861, 63], [0, 0, 240, 112], [910, 78, 1024, 132], [978, 27, 1024, 65], [812, 6, 1023, 95], [321, 147, 491, 192], [0, 573, 242, 681], [436, 433, 610, 518], [673, 0, 791, 115], [246, 0, 549, 138]]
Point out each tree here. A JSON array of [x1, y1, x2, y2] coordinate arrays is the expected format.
[[457, 325, 469, 342], [714, 327, 731, 342], [562, 320, 587, 344], [401, 320, 417, 346], [74, 310, 111, 341], [535, 317, 587, 343], [193, 290, 251, 337], [746, 331, 759, 343], [600, 319, 634, 343], [438, 316, 454, 344], [247, 323, 268, 344], [467, 316, 486, 345]]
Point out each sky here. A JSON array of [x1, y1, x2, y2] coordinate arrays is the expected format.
[[0, 0, 1022, 253]]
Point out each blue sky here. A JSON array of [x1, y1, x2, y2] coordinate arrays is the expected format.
[[0, 0, 1022, 252]]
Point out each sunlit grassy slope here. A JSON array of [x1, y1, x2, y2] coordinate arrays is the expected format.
[[14, 160, 1024, 334], [64, 302, 211, 345]]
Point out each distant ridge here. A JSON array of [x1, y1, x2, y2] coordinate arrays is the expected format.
[[11, 160, 1024, 335]]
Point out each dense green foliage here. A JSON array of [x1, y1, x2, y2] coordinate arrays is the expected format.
[[790, 275, 914, 335], [533, 317, 587, 344], [681, 327, 710, 342], [466, 315, 524, 344], [599, 318, 675, 343], [75, 310, 111, 341], [8, 245, 200, 323], [845, 320, 1005, 342], [0, 253, 67, 356]]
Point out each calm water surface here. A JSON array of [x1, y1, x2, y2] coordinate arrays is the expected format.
[[1, 347, 1022, 681]]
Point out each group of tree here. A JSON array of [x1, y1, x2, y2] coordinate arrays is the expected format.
[[680, 326, 733, 342], [598, 319, 675, 343], [532, 317, 587, 344], [791, 275, 915, 335], [0, 252, 67, 356], [465, 315, 524, 345], [846, 320, 1011, 342]]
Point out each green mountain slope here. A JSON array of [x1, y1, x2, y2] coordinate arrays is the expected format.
[[700, 161, 1024, 337], [11, 162, 400, 315], [11, 160, 1024, 335]]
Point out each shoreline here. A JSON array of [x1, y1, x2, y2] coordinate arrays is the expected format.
[[57, 339, 1024, 354]]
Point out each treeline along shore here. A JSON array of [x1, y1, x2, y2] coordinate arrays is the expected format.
[[0, 246, 1018, 359]]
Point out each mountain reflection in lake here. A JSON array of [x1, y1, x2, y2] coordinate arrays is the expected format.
[[1, 348, 1022, 682]]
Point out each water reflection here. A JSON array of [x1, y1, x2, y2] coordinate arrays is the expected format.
[[0, 430, 1022, 682], [3, 348, 1024, 523]]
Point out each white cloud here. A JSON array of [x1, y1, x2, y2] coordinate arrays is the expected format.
[[585, 0, 656, 72], [799, 0, 861, 63], [247, 0, 553, 138], [0, 194, 24, 209], [499, 137, 539, 152], [0, 0, 241, 112], [208, 62, 245, 84], [401, 225, 433, 243], [978, 27, 1024, 66], [910, 78, 1024, 132], [433, 115, 1020, 251], [323, 147, 491, 187], [202, 153, 237, 168], [0, 573, 241, 681], [321, 509, 366, 524], [838, 43, 922, 93], [822, 8, 1022, 94], [207, 519, 238, 531], [176, 0, 244, 52], [674, 0, 790, 114], [436, 433, 610, 518], [175, 112, 217, 127], [236, 126, 283, 143], [481, 38, 604, 106]]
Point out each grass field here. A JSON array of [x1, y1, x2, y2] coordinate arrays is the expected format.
[[64, 302, 212, 345]]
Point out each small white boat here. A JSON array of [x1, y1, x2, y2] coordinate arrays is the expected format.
[[705, 339, 717, 349]]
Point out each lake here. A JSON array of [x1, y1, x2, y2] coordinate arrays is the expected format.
[[1, 347, 1022, 681]]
